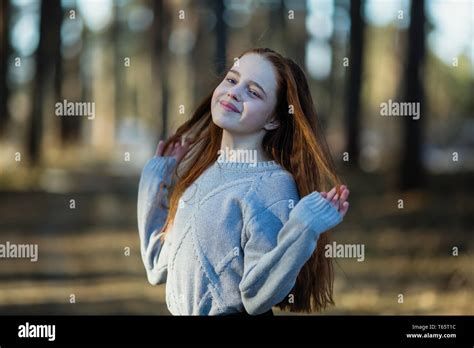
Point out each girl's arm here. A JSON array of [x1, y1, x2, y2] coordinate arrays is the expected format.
[[239, 186, 343, 315], [137, 155, 177, 285], [137, 139, 191, 285]]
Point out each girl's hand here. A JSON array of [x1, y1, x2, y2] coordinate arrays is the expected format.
[[320, 185, 350, 218], [155, 137, 191, 163]]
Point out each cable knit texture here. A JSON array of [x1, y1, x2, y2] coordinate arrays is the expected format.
[[137, 156, 343, 315]]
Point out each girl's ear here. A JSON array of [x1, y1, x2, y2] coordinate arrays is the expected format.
[[264, 119, 279, 131]]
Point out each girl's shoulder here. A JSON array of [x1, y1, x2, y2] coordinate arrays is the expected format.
[[241, 168, 300, 213], [260, 169, 298, 193]]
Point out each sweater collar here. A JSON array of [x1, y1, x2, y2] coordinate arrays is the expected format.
[[213, 158, 282, 172]]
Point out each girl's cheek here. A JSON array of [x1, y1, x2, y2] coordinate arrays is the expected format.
[[212, 87, 224, 103], [212, 86, 220, 98]]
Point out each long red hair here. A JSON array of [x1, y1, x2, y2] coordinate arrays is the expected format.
[[159, 48, 343, 313]]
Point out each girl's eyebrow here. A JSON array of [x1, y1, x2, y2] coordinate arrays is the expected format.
[[228, 69, 267, 97]]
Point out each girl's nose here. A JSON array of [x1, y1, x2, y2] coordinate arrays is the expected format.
[[227, 89, 241, 102]]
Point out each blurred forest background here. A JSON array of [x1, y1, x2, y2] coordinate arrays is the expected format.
[[0, 0, 472, 315]]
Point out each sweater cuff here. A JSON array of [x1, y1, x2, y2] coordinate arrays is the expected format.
[[292, 191, 342, 236]]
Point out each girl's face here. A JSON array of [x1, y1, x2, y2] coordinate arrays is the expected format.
[[211, 53, 279, 135]]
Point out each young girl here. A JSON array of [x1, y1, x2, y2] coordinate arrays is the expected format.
[[137, 48, 350, 315]]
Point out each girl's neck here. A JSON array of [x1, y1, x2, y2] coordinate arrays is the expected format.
[[220, 130, 272, 162]]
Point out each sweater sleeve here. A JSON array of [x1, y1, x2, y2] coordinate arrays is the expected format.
[[239, 189, 343, 315], [137, 155, 177, 285]]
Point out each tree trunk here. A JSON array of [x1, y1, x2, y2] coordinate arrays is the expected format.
[[60, 8, 84, 144], [28, 0, 62, 165], [152, 0, 170, 140], [0, 0, 11, 136], [400, 0, 426, 190], [345, 0, 365, 167], [214, 0, 227, 75], [193, 0, 215, 102]]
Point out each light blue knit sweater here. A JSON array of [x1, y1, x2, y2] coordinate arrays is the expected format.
[[137, 156, 343, 315]]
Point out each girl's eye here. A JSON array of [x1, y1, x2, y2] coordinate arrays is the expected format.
[[249, 89, 260, 98], [225, 78, 260, 98]]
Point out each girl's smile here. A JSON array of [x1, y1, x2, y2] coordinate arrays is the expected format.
[[219, 100, 241, 113]]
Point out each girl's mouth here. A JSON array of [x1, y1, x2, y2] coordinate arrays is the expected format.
[[219, 100, 240, 113]]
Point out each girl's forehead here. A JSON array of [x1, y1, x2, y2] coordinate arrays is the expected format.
[[232, 54, 277, 92]]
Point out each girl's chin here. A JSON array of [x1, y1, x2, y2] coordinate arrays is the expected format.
[[212, 112, 238, 124], [212, 117, 240, 132]]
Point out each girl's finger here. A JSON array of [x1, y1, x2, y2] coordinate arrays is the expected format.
[[331, 193, 340, 209], [165, 142, 176, 156], [164, 143, 171, 156], [326, 187, 337, 201], [168, 143, 176, 156], [155, 140, 164, 156], [339, 189, 350, 203], [339, 201, 350, 216], [320, 192, 327, 198]]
